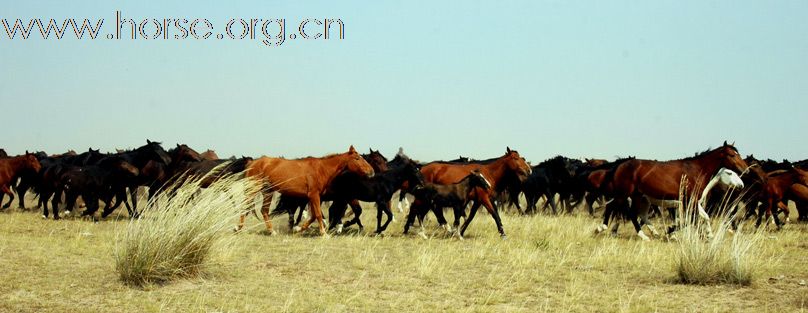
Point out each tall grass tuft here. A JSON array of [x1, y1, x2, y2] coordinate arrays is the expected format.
[[672, 181, 763, 286], [114, 167, 262, 287]]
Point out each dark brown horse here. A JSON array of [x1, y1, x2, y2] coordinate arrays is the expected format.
[[415, 147, 531, 239], [606, 142, 751, 239], [0, 154, 42, 208], [757, 167, 808, 227], [237, 146, 375, 236]]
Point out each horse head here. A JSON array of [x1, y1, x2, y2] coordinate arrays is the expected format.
[[142, 140, 172, 165], [504, 147, 532, 182], [714, 168, 744, 189], [344, 145, 375, 178], [174, 144, 202, 163], [363, 148, 389, 173], [23, 153, 42, 173], [716, 141, 750, 177]]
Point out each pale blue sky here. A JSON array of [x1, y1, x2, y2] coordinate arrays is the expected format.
[[1, 1, 806, 162]]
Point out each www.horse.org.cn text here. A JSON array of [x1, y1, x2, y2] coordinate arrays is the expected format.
[[0, 10, 345, 47]]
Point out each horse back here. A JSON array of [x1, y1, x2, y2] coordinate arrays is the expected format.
[[421, 163, 482, 185]]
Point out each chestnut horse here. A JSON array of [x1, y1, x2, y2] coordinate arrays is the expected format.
[[0, 154, 42, 208], [788, 183, 808, 222], [415, 147, 531, 239], [200, 149, 219, 161], [237, 146, 375, 236], [607, 142, 751, 239]]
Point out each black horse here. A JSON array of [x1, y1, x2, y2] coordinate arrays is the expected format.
[[271, 150, 391, 230], [522, 156, 582, 214], [53, 156, 140, 220], [115, 140, 172, 215], [37, 148, 108, 217], [326, 156, 424, 235]]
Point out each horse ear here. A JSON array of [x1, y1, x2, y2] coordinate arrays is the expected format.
[[731, 141, 735, 146], [349, 145, 356, 153], [506, 147, 512, 153], [723, 140, 728, 146], [369, 148, 373, 154], [147, 139, 152, 144]]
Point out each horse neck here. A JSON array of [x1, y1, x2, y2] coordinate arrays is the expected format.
[[681, 153, 724, 186], [313, 154, 352, 188], [479, 158, 510, 190], [6, 157, 31, 173], [378, 165, 406, 187]]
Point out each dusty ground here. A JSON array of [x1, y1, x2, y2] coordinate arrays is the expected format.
[[0, 194, 806, 313]]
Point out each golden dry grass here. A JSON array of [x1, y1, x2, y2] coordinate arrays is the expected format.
[[0, 194, 807, 313]]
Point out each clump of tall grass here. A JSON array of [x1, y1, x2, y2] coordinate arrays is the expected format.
[[672, 182, 763, 286], [114, 166, 262, 287]]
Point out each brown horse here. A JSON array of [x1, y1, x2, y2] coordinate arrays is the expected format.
[[757, 167, 808, 227], [416, 147, 531, 239], [607, 141, 751, 239], [0, 154, 42, 208], [787, 183, 808, 222], [237, 145, 375, 236], [200, 149, 219, 161]]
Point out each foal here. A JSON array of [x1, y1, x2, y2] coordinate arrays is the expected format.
[[404, 170, 492, 237], [327, 158, 424, 235]]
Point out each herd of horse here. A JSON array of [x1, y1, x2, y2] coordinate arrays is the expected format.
[[0, 141, 806, 240]]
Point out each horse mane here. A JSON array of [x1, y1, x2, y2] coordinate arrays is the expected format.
[[767, 169, 792, 177], [295, 152, 348, 161], [677, 145, 738, 161]]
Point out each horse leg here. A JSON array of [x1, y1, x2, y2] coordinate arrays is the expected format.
[[128, 187, 140, 218], [458, 202, 482, 240], [348, 199, 364, 231], [483, 196, 506, 238], [548, 193, 560, 215], [257, 190, 275, 234], [15, 181, 29, 209], [777, 201, 790, 224], [597, 198, 619, 233], [431, 204, 450, 233], [307, 194, 328, 236], [584, 192, 596, 217], [634, 197, 657, 239], [378, 200, 394, 234], [397, 191, 409, 213], [1, 188, 13, 210], [403, 200, 421, 234], [627, 199, 649, 241]]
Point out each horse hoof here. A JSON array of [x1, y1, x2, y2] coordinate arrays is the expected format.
[[418, 232, 428, 240], [335, 224, 344, 234], [64, 210, 71, 215], [41, 215, 47, 219], [292, 226, 303, 233], [500, 235, 508, 240], [595, 224, 607, 233], [375, 233, 385, 238], [457, 235, 465, 241], [638, 231, 650, 241]]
